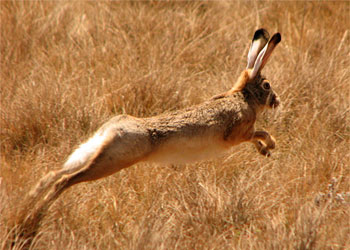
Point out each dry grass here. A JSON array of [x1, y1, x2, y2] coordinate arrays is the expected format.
[[1, 1, 349, 249]]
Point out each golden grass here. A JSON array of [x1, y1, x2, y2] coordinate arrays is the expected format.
[[1, 1, 349, 249]]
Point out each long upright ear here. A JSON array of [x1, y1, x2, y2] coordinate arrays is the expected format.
[[246, 29, 270, 69], [250, 33, 281, 79]]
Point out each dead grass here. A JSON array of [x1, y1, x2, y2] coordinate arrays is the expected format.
[[1, 1, 349, 249]]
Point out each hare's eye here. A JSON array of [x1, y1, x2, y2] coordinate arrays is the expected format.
[[262, 82, 270, 90]]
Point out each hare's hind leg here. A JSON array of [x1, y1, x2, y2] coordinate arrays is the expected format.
[[251, 130, 276, 157], [13, 116, 152, 248]]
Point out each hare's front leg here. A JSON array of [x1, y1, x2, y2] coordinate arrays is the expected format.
[[250, 130, 276, 157]]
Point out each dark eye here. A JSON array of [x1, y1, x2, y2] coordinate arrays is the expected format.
[[262, 82, 270, 90]]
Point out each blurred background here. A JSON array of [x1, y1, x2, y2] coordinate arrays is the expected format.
[[1, 1, 349, 249]]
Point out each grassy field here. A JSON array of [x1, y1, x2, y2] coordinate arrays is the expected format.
[[1, 1, 349, 249]]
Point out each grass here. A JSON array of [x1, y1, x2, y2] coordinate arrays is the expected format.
[[1, 1, 349, 249]]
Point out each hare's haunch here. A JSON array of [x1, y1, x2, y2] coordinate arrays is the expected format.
[[14, 29, 281, 247]]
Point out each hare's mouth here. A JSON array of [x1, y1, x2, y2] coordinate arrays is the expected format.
[[270, 95, 280, 108]]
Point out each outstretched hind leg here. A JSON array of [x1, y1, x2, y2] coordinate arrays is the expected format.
[[11, 163, 114, 249], [12, 158, 116, 249], [12, 169, 81, 245], [12, 121, 147, 249]]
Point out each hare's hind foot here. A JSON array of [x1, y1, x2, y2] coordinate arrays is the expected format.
[[251, 131, 276, 157]]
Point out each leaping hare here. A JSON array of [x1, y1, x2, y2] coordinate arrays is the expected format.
[[13, 29, 281, 246]]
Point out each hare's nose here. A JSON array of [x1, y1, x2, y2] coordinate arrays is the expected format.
[[271, 95, 280, 108]]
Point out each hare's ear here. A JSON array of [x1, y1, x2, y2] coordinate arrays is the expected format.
[[250, 33, 281, 79], [246, 29, 270, 69]]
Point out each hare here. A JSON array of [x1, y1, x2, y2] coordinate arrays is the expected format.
[[13, 28, 281, 247]]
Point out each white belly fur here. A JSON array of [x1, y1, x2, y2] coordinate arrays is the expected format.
[[145, 135, 230, 164]]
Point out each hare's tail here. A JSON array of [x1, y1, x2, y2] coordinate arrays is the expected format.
[[9, 131, 110, 249]]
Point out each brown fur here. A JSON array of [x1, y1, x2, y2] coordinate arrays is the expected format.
[[10, 30, 281, 249]]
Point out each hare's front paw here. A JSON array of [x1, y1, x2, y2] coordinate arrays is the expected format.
[[257, 141, 272, 157], [251, 131, 276, 157]]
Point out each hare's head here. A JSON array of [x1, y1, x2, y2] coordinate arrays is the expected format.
[[232, 29, 281, 110], [244, 71, 280, 110]]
